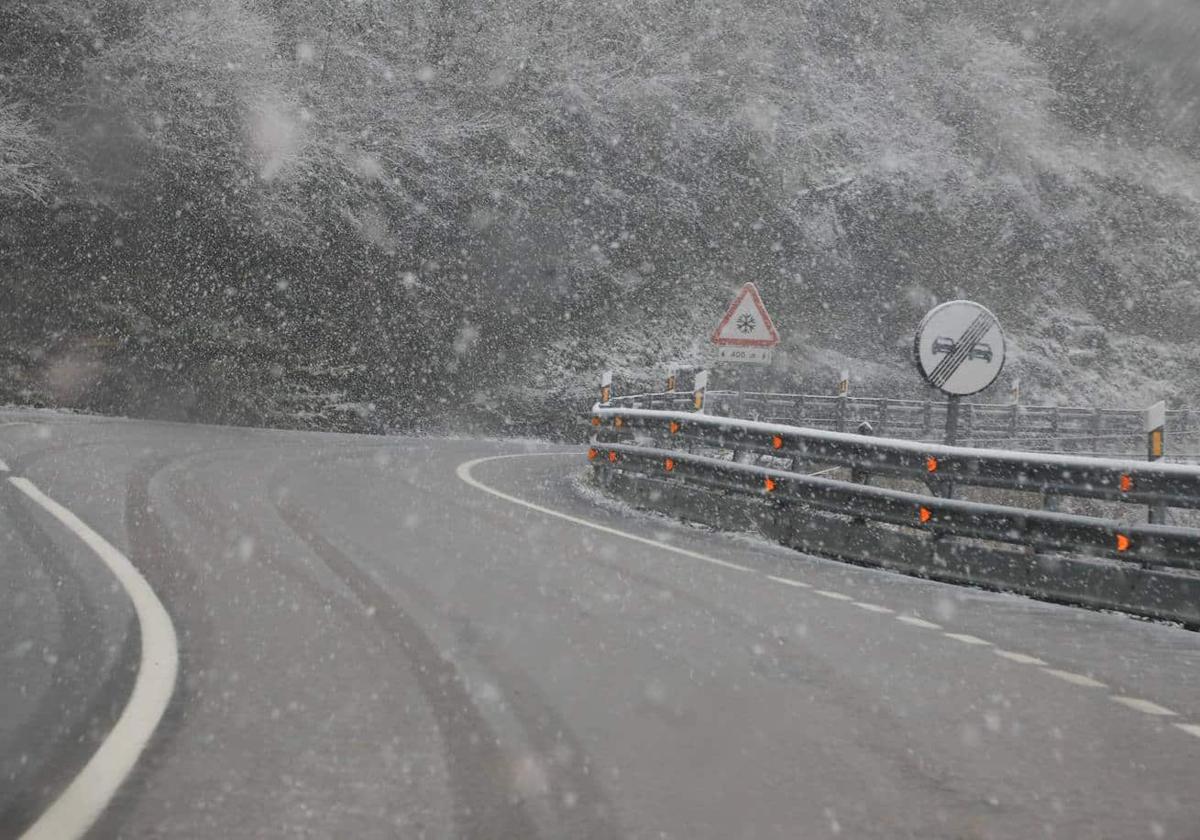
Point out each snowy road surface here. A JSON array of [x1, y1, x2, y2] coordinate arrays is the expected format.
[[2, 413, 1199, 839]]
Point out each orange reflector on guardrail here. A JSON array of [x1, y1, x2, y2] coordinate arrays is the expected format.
[[764, 477, 777, 492], [591, 416, 601, 426], [587, 447, 598, 461], [614, 416, 624, 428], [664, 458, 675, 472], [919, 506, 932, 524], [607, 451, 618, 463], [669, 420, 681, 434], [1116, 533, 1131, 552], [1119, 474, 1133, 493], [772, 434, 784, 450], [926, 456, 938, 473]]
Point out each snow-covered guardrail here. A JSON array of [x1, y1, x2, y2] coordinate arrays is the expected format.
[[591, 407, 1200, 511], [604, 390, 1200, 458]]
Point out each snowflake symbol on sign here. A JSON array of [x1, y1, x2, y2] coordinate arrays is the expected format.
[[736, 313, 757, 333]]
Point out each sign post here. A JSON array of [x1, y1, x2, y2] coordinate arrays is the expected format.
[[1146, 400, 1167, 524], [600, 370, 612, 405], [913, 300, 1007, 496], [711, 282, 779, 365], [944, 396, 962, 446]]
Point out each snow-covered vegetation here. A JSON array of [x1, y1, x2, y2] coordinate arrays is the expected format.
[[2, 0, 1198, 431]]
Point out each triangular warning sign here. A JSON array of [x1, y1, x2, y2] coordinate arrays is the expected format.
[[712, 282, 779, 347]]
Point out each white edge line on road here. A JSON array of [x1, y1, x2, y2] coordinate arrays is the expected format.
[[457, 454, 755, 574], [1110, 696, 1177, 717], [10, 476, 179, 840], [1175, 723, 1200, 738], [0, 457, 9, 472]]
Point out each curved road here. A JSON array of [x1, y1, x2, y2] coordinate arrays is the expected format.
[[1, 412, 1199, 839]]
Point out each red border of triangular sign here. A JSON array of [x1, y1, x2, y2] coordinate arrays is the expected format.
[[711, 282, 780, 347]]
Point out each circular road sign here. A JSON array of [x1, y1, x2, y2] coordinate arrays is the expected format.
[[913, 300, 1006, 396]]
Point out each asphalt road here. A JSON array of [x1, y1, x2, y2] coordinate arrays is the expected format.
[[2, 412, 1199, 840]]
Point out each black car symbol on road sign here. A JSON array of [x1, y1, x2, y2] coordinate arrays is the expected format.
[[932, 336, 993, 363], [932, 336, 956, 355], [969, 343, 993, 363], [736, 313, 756, 333]]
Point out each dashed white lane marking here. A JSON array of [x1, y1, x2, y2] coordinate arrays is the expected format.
[[1041, 668, 1106, 689], [457, 455, 756, 576], [943, 633, 991, 646], [767, 575, 811, 589], [896, 615, 942, 630], [994, 650, 1046, 666], [10, 477, 179, 840], [1110, 696, 1177, 716], [853, 602, 893, 614], [462, 453, 1199, 743]]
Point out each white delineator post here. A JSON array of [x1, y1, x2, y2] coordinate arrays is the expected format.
[[600, 370, 612, 405], [1146, 400, 1167, 524], [666, 365, 678, 393], [693, 370, 708, 413]]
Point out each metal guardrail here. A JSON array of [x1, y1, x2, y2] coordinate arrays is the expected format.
[[587, 405, 1200, 625], [606, 390, 1198, 459], [587, 442, 1200, 570]]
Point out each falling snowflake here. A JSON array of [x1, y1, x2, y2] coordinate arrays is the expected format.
[[737, 313, 756, 333]]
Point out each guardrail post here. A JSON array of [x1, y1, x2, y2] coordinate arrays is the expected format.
[[1050, 406, 1060, 451], [1090, 408, 1102, 454], [852, 422, 874, 485], [1009, 402, 1019, 442], [877, 399, 888, 436], [923, 400, 933, 438], [836, 371, 849, 433]]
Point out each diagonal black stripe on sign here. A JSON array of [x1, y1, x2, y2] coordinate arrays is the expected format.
[[928, 314, 991, 389], [928, 312, 994, 388], [928, 312, 989, 379], [928, 313, 992, 388], [928, 313, 990, 385]]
